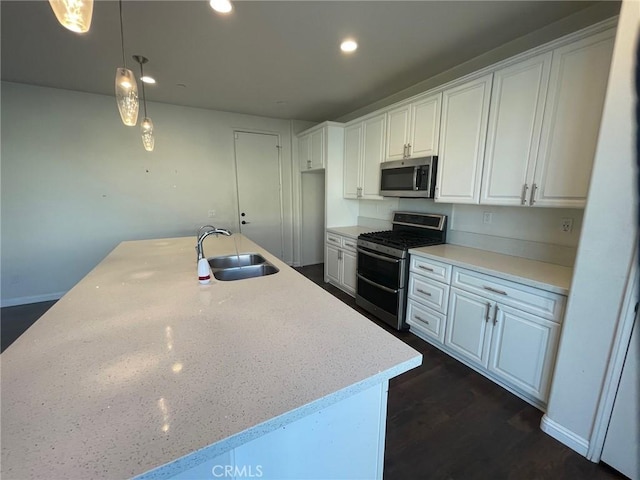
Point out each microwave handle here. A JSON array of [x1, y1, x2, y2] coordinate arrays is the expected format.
[[413, 166, 419, 191]]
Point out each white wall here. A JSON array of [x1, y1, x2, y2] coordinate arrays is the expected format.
[[301, 172, 325, 266], [0, 82, 297, 306], [541, 0, 638, 455]]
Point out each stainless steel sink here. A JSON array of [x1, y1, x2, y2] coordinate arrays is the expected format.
[[208, 253, 267, 269], [207, 252, 279, 281], [212, 264, 279, 281]]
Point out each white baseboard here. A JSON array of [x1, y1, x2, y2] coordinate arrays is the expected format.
[[540, 414, 590, 456], [1, 292, 65, 308]]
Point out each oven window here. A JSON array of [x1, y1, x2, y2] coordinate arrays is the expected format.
[[357, 250, 401, 290], [357, 278, 400, 317], [380, 167, 415, 191]]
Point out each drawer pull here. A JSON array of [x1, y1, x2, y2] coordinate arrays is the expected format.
[[328, 237, 340, 244], [344, 243, 355, 248], [414, 315, 429, 325], [416, 288, 432, 297], [418, 265, 434, 272], [483, 286, 507, 295]]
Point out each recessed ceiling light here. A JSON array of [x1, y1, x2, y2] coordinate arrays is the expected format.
[[141, 76, 156, 84], [340, 39, 358, 53], [210, 0, 232, 14]]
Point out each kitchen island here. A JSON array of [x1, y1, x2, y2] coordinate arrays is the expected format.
[[1, 235, 421, 479]]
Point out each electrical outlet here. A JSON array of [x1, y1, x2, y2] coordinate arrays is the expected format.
[[561, 218, 573, 233], [208, 210, 216, 218], [483, 212, 493, 224]]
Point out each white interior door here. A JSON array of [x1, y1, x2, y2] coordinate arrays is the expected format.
[[235, 131, 284, 259]]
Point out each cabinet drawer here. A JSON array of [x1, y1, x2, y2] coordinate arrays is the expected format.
[[406, 300, 446, 343], [410, 255, 452, 284], [451, 267, 565, 322], [326, 233, 342, 247], [408, 274, 449, 314], [341, 237, 358, 253]]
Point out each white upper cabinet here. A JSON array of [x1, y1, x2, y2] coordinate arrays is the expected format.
[[532, 29, 615, 208], [480, 52, 553, 206], [385, 93, 441, 161], [436, 74, 493, 204], [343, 123, 362, 198], [343, 113, 385, 200], [299, 127, 325, 171]]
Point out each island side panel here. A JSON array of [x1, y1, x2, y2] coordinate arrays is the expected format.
[[158, 381, 389, 480]]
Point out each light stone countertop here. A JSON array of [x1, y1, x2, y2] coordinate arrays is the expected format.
[[1, 235, 421, 479], [409, 244, 573, 295], [326, 225, 379, 239]]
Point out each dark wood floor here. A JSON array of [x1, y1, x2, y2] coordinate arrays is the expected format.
[[1, 268, 625, 479], [294, 263, 625, 480]]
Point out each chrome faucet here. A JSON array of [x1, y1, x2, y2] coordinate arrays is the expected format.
[[196, 227, 232, 260]]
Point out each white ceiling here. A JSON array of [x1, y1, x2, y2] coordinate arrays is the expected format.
[[0, 1, 618, 122]]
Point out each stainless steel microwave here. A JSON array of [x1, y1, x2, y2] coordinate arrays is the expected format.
[[380, 156, 438, 198]]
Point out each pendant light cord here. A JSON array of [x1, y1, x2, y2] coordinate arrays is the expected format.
[[119, 0, 126, 68], [140, 62, 148, 117]]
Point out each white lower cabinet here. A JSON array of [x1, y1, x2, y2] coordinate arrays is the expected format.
[[325, 231, 358, 296], [407, 256, 565, 409], [488, 303, 560, 401], [445, 288, 492, 368]]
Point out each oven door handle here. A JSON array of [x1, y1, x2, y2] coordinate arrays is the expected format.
[[357, 248, 401, 263], [357, 274, 399, 294]]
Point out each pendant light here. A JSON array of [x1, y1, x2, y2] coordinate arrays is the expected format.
[[48, 0, 93, 33], [134, 55, 155, 152], [114, 0, 138, 126]]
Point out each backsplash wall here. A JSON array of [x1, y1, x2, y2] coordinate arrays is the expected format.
[[358, 198, 583, 266]]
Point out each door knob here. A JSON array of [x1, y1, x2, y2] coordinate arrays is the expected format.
[[241, 212, 246, 217], [241, 220, 250, 225]]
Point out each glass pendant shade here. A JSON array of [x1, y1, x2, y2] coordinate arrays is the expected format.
[[141, 117, 155, 151], [48, 0, 93, 33], [115, 67, 139, 126]]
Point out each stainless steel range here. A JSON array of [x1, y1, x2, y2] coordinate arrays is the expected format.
[[356, 212, 447, 330]]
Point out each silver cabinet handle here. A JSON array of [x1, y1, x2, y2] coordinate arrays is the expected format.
[[402, 144, 407, 158], [357, 248, 401, 263], [407, 143, 412, 157], [357, 187, 362, 197], [414, 315, 429, 325], [418, 265, 434, 272], [338, 250, 342, 260], [485, 303, 491, 322], [357, 274, 399, 294], [493, 304, 499, 325], [483, 285, 507, 295], [520, 183, 528, 205], [530, 183, 537, 205], [328, 237, 340, 244], [417, 288, 432, 297], [344, 242, 355, 248]]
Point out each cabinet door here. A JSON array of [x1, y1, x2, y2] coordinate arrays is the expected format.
[[436, 74, 493, 204], [326, 244, 341, 285], [299, 134, 311, 170], [533, 29, 615, 207], [341, 250, 357, 296], [445, 287, 493, 368], [385, 104, 410, 161], [360, 113, 385, 199], [343, 123, 362, 199], [310, 128, 325, 169], [409, 93, 441, 158], [488, 303, 560, 402], [481, 53, 552, 206]]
